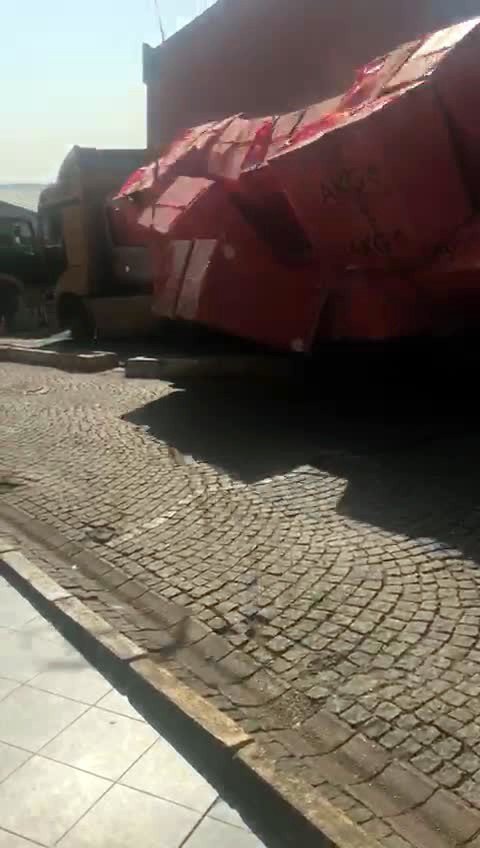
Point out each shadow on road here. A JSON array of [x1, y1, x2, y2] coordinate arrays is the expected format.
[[125, 377, 324, 483], [123, 337, 480, 562]]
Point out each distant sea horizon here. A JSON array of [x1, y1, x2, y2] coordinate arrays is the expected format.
[[0, 183, 48, 212]]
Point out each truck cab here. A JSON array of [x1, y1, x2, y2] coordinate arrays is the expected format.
[[0, 212, 47, 332], [38, 146, 157, 340]]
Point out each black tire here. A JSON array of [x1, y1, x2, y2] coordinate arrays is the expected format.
[[0, 285, 19, 334], [57, 295, 95, 342]]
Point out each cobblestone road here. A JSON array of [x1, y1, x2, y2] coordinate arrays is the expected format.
[[2, 360, 480, 846]]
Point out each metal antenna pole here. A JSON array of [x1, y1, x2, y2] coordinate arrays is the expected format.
[[153, 0, 166, 42]]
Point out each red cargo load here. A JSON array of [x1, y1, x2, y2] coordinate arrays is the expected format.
[[113, 117, 253, 258], [176, 235, 325, 352], [140, 176, 219, 239], [206, 116, 274, 181], [384, 18, 480, 203], [145, 177, 223, 319], [151, 240, 192, 319], [234, 106, 333, 263], [235, 162, 311, 265], [106, 200, 150, 248], [338, 40, 420, 111], [384, 18, 480, 92], [269, 81, 470, 273], [319, 268, 429, 340], [117, 118, 235, 200], [116, 16, 480, 348], [268, 111, 304, 158], [149, 176, 326, 351], [413, 216, 480, 335]]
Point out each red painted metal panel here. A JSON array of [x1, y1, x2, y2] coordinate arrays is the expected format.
[[151, 240, 192, 319], [317, 268, 429, 340], [381, 19, 480, 203], [148, 178, 227, 321], [148, 175, 326, 351], [175, 240, 218, 321], [177, 235, 326, 352], [116, 118, 235, 206], [230, 113, 311, 263], [413, 216, 480, 334], [433, 23, 480, 204], [269, 81, 470, 273]]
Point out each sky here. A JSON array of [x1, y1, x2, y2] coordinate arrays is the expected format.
[[0, 0, 215, 182]]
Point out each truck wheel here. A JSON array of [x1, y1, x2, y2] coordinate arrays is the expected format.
[[3, 290, 19, 334], [57, 295, 95, 342]]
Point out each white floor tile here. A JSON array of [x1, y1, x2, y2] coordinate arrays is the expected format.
[[30, 662, 111, 705], [0, 755, 109, 846], [58, 784, 199, 848], [0, 685, 87, 751], [0, 586, 37, 629], [121, 737, 217, 813], [96, 689, 144, 721], [0, 678, 19, 703], [0, 742, 31, 782], [210, 797, 249, 830], [0, 628, 81, 683], [184, 816, 266, 848], [42, 706, 158, 779], [0, 829, 41, 847]]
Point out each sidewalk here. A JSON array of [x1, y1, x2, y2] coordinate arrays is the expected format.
[[0, 574, 266, 848]]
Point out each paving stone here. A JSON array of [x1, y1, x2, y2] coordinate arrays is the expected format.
[[388, 789, 480, 848], [302, 710, 353, 752], [362, 819, 392, 839], [433, 737, 462, 759], [435, 764, 463, 788], [350, 762, 435, 817], [362, 718, 390, 740], [376, 703, 401, 722], [411, 751, 442, 775], [455, 752, 480, 774], [341, 675, 376, 697], [460, 779, 480, 810], [266, 636, 292, 654], [307, 685, 330, 701], [314, 733, 388, 785], [383, 834, 415, 848]]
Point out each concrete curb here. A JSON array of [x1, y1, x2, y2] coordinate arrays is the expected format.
[[0, 346, 119, 373], [0, 541, 380, 848], [125, 355, 295, 380]]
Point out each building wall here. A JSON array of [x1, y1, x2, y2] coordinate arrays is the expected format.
[[144, 0, 480, 148]]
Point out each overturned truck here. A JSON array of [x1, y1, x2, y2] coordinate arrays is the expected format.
[[112, 17, 480, 351]]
